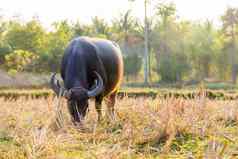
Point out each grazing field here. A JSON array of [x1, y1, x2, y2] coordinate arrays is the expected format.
[[1, 92, 238, 158], [1, 88, 238, 100]]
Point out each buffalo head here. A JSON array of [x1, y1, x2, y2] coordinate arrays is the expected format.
[[50, 71, 104, 123]]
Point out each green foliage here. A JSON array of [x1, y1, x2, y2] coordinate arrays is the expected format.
[[39, 20, 73, 72], [111, 10, 140, 42], [152, 3, 190, 82], [72, 22, 92, 37], [0, 20, 11, 63], [221, 7, 238, 38], [188, 21, 216, 79], [0, 44, 11, 63], [5, 50, 38, 72], [5, 19, 47, 54], [221, 7, 238, 83], [158, 53, 190, 82], [1, 3, 238, 84], [124, 53, 142, 79]]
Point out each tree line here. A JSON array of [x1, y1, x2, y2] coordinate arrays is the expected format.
[[1, 3, 238, 84]]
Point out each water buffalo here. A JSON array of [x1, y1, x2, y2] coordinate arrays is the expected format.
[[50, 37, 123, 124]]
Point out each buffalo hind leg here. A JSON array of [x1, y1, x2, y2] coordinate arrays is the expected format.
[[95, 95, 103, 122], [106, 92, 117, 121]]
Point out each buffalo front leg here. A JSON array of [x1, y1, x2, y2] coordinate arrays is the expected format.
[[95, 95, 103, 122], [106, 92, 117, 121]]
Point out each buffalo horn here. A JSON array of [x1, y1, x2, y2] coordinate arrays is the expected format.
[[50, 73, 62, 97], [87, 71, 104, 97]]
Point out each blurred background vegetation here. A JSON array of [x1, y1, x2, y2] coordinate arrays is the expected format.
[[1, 2, 238, 88]]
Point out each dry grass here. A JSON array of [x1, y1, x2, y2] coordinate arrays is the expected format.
[[1, 94, 238, 159]]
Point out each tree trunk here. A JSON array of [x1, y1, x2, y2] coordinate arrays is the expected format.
[[144, 0, 149, 85], [231, 25, 237, 84], [148, 38, 152, 83], [231, 64, 238, 84]]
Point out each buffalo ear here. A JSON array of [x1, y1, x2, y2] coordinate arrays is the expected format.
[[50, 73, 61, 96]]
